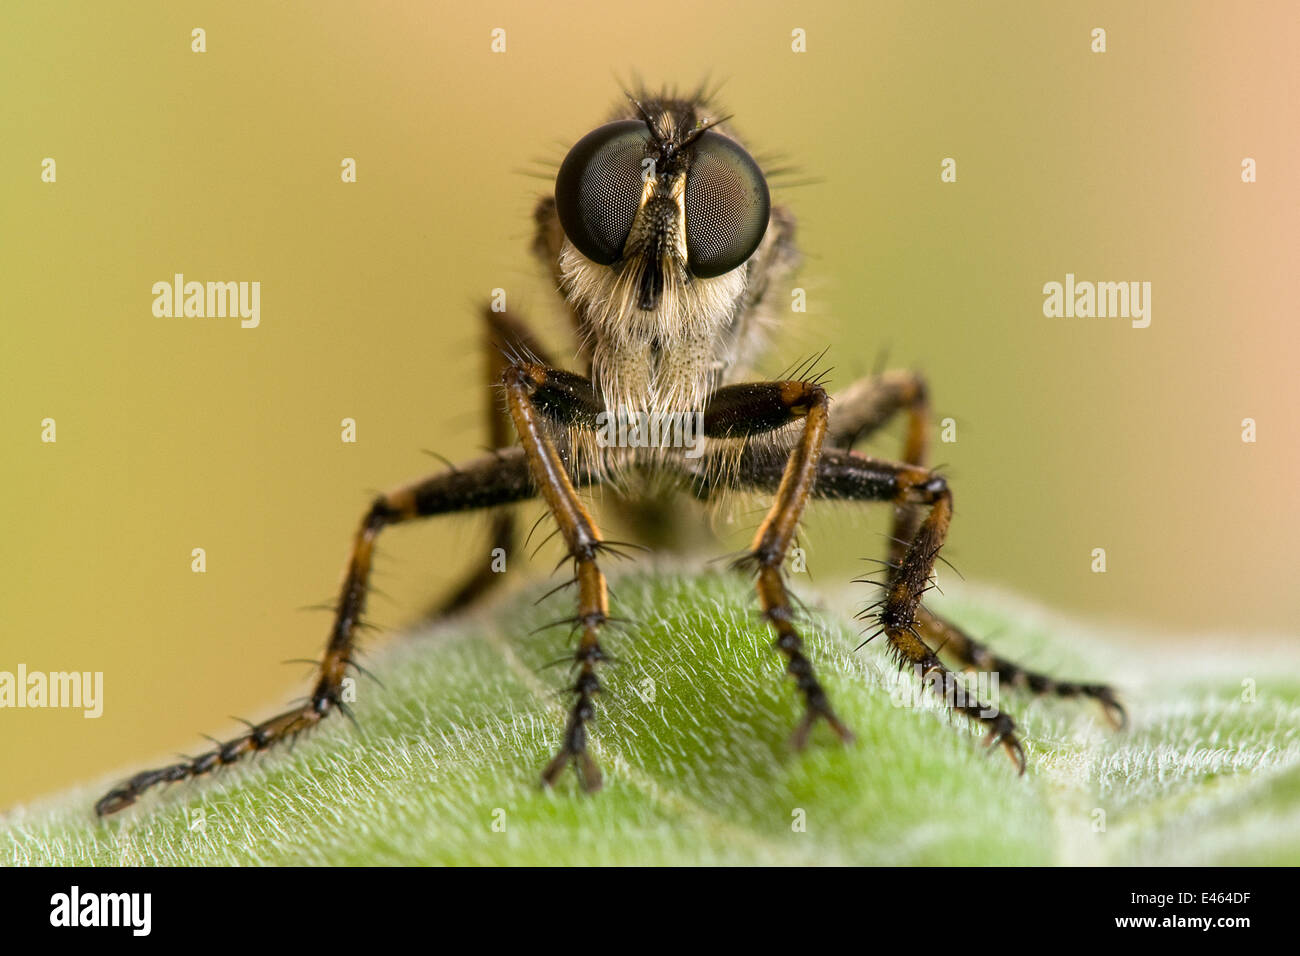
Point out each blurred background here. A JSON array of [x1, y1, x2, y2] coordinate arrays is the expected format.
[[2, 1, 1296, 810]]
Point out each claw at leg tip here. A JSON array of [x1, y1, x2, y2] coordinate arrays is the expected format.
[[579, 753, 603, 792], [1105, 701, 1128, 732], [789, 723, 812, 752], [830, 717, 856, 745], [983, 730, 1026, 775], [1006, 739, 1027, 775]]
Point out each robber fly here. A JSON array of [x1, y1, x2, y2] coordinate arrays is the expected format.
[[95, 84, 1124, 815]]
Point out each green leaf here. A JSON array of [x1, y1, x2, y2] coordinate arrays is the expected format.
[[4, 571, 1298, 865]]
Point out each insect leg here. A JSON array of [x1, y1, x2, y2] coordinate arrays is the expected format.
[[702, 381, 854, 747], [501, 360, 611, 792], [825, 369, 932, 566], [913, 607, 1127, 729], [832, 373, 1126, 728], [94, 448, 542, 816], [826, 369, 930, 460], [431, 306, 555, 617], [719, 445, 1025, 769]]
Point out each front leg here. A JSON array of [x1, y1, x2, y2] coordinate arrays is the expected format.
[[704, 381, 854, 747], [501, 360, 612, 792]]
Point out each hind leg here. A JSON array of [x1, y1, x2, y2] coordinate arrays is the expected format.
[[701, 441, 1023, 767], [829, 370, 1126, 728]]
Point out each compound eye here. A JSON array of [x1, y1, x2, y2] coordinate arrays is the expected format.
[[684, 130, 770, 278], [555, 120, 649, 265]]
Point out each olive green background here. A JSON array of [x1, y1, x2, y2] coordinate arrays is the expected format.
[[2, 1, 1296, 810]]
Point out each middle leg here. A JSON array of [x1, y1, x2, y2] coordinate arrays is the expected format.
[[431, 305, 556, 617]]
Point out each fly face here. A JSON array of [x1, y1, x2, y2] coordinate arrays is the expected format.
[[550, 95, 777, 417]]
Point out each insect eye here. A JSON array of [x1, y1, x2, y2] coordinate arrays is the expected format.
[[555, 120, 649, 265], [684, 131, 770, 278]]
